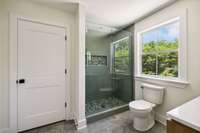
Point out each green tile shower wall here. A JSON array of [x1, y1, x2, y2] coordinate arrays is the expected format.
[[86, 30, 133, 106], [86, 66, 112, 102], [112, 74, 133, 103]]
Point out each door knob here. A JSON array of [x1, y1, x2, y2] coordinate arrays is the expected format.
[[17, 79, 26, 84]]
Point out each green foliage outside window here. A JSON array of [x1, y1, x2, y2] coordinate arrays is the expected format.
[[142, 40, 178, 77], [112, 38, 130, 74], [141, 20, 179, 78]]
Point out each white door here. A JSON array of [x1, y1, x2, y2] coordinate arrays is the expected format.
[[17, 19, 66, 131]]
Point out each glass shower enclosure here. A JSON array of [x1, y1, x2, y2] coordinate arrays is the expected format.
[[85, 29, 133, 121]]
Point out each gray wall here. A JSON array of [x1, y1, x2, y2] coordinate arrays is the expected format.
[[86, 33, 112, 101], [112, 74, 133, 102]]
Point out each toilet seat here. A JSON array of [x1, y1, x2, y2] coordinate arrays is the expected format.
[[129, 100, 156, 112]]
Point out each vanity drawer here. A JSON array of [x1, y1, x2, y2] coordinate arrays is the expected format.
[[167, 120, 200, 133]]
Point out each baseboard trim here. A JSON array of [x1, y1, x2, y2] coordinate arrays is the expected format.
[[155, 113, 167, 126], [75, 118, 87, 130], [73, 113, 166, 130], [66, 113, 75, 121]]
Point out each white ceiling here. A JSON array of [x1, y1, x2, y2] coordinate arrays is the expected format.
[[84, 0, 175, 28], [32, 0, 175, 28]]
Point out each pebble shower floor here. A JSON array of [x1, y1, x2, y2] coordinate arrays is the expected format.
[[86, 96, 126, 116]]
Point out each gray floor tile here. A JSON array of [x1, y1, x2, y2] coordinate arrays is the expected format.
[[23, 111, 166, 133]]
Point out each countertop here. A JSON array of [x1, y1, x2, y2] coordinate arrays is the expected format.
[[167, 96, 200, 131]]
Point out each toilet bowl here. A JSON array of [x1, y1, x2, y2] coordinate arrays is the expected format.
[[129, 100, 156, 131], [129, 83, 164, 132]]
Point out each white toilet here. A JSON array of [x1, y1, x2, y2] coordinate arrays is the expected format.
[[129, 83, 164, 132]]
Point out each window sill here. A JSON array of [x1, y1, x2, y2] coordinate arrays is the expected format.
[[135, 75, 189, 88]]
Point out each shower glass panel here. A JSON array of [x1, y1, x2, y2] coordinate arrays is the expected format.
[[86, 29, 133, 118]]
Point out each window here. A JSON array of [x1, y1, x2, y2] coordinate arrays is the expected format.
[[140, 19, 180, 78], [111, 37, 130, 74]]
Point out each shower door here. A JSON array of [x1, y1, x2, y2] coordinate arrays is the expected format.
[[111, 35, 133, 104], [85, 30, 133, 118]]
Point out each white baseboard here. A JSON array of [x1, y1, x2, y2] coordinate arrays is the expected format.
[[65, 113, 75, 121], [155, 113, 167, 126], [72, 113, 166, 130], [75, 118, 87, 130]]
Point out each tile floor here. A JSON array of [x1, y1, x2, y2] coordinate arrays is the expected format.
[[86, 96, 125, 116], [23, 111, 166, 133]]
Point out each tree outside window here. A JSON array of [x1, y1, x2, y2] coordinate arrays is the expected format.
[[141, 21, 179, 77], [111, 37, 130, 74]]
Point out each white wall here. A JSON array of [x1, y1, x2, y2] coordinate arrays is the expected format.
[[0, 1, 4, 128], [0, 0, 76, 128], [74, 4, 87, 130], [134, 0, 200, 125]]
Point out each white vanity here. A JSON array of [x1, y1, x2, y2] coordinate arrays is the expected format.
[[167, 96, 200, 133]]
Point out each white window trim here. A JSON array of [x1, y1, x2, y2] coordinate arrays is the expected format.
[[139, 17, 180, 78], [135, 12, 189, 88], [135, 75, 189, 88]]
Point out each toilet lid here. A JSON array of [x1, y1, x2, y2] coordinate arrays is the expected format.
[[129, 100, 155, 111]]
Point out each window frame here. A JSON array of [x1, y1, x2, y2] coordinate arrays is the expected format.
[[136, 16, 188, 83], [141, 19, 180, 78], [110, 36, 130, 75]]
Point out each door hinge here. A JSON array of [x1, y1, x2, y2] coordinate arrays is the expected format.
[[65, 35, 67, 41], [65, 102, 67, 108], [65, 69, 67, 74]]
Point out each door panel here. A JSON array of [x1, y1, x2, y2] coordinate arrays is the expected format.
[[17, 20, 66, 131]]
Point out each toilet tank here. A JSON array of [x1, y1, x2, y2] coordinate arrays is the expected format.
[[141, 83, 164, 105]]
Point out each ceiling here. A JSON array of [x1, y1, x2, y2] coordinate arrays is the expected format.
[[84, 0, 175, 28], [32, 0, 176, 29], [30, 0, 78, 13]]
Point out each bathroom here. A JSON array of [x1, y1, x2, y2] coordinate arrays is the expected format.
[[1, 0, 200, 133]]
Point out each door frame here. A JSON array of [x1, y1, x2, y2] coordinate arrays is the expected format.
[[9, 13, 70, 131]]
